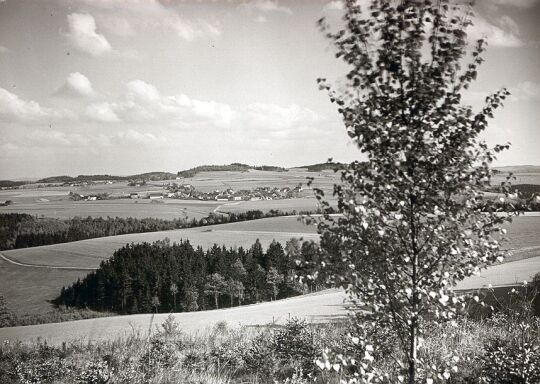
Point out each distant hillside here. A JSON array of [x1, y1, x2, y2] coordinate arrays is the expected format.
[[494, 165, 540, 174], [297, 161, 347, 172], [0, 180, 28, 188], [176, 163, 287, 178], [37, 175, 120, 183], [37, 172, 176, 184], [128, 171, 176, 181]]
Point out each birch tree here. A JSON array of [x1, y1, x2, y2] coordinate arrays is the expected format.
[[312, 0, 517, 382]]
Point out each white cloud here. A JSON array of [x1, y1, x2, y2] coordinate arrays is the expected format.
[[0, 46, 8, 54], [66, 13, 112, 56], [75, 0, 220, 42], [166, 17, 221, 41], [323, 1, 344, 11], [125, 80, 160, 103], [117, 129, 159, 144], [0, 88, 54, 122], [74, 79, 324, 140], [241, 0, 293, 15], [468, 15, 524, 47], [85, 102, 120, 122], [30, 130, 77, 147], [237, 103, 322, 133], [55, 72, 96, 98], [251, 0, 292, 14]]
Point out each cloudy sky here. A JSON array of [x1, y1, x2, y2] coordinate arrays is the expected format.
[[0, 0, 539, 179]]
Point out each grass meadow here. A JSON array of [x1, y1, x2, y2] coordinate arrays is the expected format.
[[1, 303, 538, 384], [0, 199, 222, 221]]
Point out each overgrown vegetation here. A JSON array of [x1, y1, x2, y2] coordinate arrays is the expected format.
[[1, 300, 539, 384], [55, 238, 326, 314]]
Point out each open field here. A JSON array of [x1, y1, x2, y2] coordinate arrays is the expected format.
[[216, 196, 336, 214], [3, 167, 539, 221], [491, 165, 540, 186], [0, 199, 222, 221], [179, 169, 339, 193], [2, 216, 317, 268], [2, 250, 540, 345], [0, 169, 340, 219], [1, 214, 539, 318], [0, 216, 318, 315], [0, 289, 348, 345]]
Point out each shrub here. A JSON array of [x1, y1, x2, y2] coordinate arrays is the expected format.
[[75, 360, 111, 384], [139, 336, 178, 375], [273, 318, 318, 378], [16, 357, 70, 384], [182, 349, 211, 372], [481, 334, 540, 383], [243, 331, 277, 377]]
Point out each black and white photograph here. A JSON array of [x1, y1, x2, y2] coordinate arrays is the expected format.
[[0, 0, 540, 383]]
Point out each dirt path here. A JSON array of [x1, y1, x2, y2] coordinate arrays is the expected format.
[[0, 252, 97, 270]]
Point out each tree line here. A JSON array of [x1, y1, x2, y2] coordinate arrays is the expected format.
[[176, 163, 287, 178], [55, 238, 326, 314], [0, 209, 313, 251]]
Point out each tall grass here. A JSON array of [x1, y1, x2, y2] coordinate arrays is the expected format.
[[0, 311, 538, 383]]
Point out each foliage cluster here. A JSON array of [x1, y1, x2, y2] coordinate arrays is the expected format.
[[55, 238, 325, 314]]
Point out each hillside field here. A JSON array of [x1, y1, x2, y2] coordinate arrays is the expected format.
[[0, 169, 340, 219], [0, 289, 348, 345], [1, 215, 540, 318], [3, 167, 539, 220], [0, 198, 222, 221], [0, 216, 318, 315]]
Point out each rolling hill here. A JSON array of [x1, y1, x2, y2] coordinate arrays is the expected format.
[[0, 216, 319, 315], [2, 246, 540, 346]]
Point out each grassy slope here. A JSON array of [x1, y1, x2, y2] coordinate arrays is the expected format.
[[0, 217, 318, 315], [0, 215, 539, 335], [2, 251, 540, 346], [0, 289, 348, 345], [2, 216, 318, 268], [0, 199, 222, 220]]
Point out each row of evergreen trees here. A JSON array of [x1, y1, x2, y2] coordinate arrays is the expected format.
[[0, 209, 307, 251], [55, 238, 327, 314]]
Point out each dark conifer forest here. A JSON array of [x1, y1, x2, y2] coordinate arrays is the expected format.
[[0, 210, 304, 251], [55, 238, 327, 314]]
